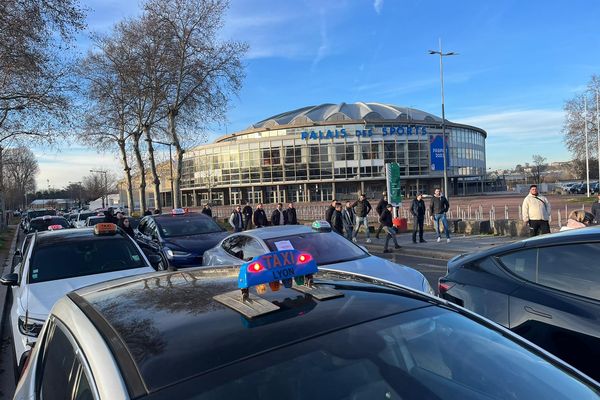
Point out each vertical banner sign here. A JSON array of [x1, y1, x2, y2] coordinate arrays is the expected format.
[[386, 162, 402, 207], [429, 134, 449, 171]]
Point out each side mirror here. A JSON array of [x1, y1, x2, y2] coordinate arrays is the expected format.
[[0, 273, 19, 286]]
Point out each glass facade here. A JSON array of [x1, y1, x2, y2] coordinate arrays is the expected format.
[[179, 122, 486, 205]]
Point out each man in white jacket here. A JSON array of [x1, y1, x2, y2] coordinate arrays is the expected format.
[[522, 184, 551, 236]]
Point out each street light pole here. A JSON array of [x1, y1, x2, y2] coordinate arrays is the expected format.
[[153, 140, 175, 207], [429, 39, 457, 198], [585, 97, 590, 197], [596, 89, 599, 188]]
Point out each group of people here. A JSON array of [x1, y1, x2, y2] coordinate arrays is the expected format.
[[228, 202, 299, 232], [103, 207, 135, 237]]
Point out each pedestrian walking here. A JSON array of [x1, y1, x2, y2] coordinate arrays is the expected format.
[[121, 218, 135, 237], [104, 207, 118, 224], [342, 201, 355, 241], [380, 204, 400, 253], [271, 203, 286, 226], [143, 209, 152, 216], [242, 201, 253, 230], [352, 193, 373, 243], [522, 184, 551, 236], [253, 203, 268, 228], [331, 202, 344, 235], [229, 205, 244, 232], [411, 193, 426, 243], [429, 188, 450, 243], [115, 211, 124, 227], [375, 192, 388, 239], [201, 204, 212, 217], [285, 202, 298, 225], [325, 200, 336, 224], [591, 193, 600, 224]]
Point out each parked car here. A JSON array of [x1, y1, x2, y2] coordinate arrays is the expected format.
[[439, 226, 600, 381], [85, 215, 106, 227], [26, 216, 70, 233], [203, 222, 433, 294], [14, 259, 600, 399], [74, 211, 100, 228]]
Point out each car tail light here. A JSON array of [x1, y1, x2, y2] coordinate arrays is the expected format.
[[438, 281, 454, 295]]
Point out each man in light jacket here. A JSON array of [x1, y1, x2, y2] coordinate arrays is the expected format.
[[522, 184, 551, 236], [229, 205, 244, 232]]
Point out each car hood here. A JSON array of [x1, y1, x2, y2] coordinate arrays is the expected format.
[[164, 231, 229, 254], [22, 267, 154, 317], [321, 255, 432, 294]]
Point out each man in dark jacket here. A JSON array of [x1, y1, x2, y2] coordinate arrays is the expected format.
[[352, 194, 372, 243], [325, 200, 336, 224], [253, 203, 268, 228], [104, 207, 118, 224], [271, 203, 286, 226], [285, 202, 298, 225], [201, 204, 212, 218], [330, 202, 344, 235], [380, 204, 400, 253], [429, 188, 450, 243], [411, 193, 426, 243], [242, 201, 253, 230], [341, 201, 355, 241], [375, 192, 388, 239]]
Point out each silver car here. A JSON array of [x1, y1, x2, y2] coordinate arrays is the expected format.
[[203, 224, 434, 295]]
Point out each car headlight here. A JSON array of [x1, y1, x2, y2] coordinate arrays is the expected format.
[[165, 248, 191, 259], [18, 315, 44, 338]]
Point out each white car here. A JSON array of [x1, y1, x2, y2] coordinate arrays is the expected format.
[[202, 222, 434, 295], [74, 211, 100, 228], [0, 223, 159, 370]]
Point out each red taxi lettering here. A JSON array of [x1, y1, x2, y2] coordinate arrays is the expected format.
[[281, 251, 294, 266], [263, 254, 274, 269], [271, 255, 282, 268]]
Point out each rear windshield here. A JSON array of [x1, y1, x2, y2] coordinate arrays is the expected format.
[[264, 232, 367, 265], [87, 217, 105, 226], [28, 210, 56, 219], [29, 218, 70, 232], [79, 212, 97, 221], [28, 237, 147, 283], [152, 307, 599, 400], [158, 217, 223, 238]]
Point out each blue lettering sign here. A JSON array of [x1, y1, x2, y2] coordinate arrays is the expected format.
[[301, 131, 308, 140], [300, 126, 428, 140], [430, 134, 450, 171]]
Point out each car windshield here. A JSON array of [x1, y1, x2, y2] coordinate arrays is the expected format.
[[79, 212, 97, 221], [29, 218, 70, 231], [28, 210, 56, 219], [28, 236, 147, 283], [153, 307, 599, 400], [157, 216, 223, 238], [264, 232, 367, 265]]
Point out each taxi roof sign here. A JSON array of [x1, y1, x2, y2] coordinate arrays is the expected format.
[[47, 224, 64, 231], [94, 223, 118, 235], [311, 220, 332, 232], [171, 208, 187, 215]]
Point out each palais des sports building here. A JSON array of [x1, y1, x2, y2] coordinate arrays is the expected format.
[[128, 102, 487, 207]]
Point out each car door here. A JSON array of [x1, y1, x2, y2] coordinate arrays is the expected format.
[[217, 235, 249, 265], [498, 243, 600, 380]]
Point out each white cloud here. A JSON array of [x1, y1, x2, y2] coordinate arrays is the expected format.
[[373, 0, 384, 14], [311, 12, 329, 71]]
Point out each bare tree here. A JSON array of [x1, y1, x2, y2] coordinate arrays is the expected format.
[[144, 0, 247, 208], [2, 147, 38, 209], [563, 75, 600, 161], [530, 154, 547, 184]]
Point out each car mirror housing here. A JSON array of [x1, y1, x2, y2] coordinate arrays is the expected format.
[[0, 273, 19, 286]]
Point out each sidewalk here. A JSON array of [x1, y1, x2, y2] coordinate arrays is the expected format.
[[359, 230, 517, 260]]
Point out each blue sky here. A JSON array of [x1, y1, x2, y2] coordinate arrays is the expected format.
[[36, 0, 600, 188]]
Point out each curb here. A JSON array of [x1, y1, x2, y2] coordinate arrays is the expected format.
[[0, 227, 20, 344]]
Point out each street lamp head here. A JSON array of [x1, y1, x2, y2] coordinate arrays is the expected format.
[[428, 50, 438, 55], [446, 52, 457, 56]]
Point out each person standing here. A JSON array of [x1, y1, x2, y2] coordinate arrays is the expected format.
[[352, 193, 372, 243], [253, 203, 268, 228], [201, 204, 212, 217], [411, 193, 426, 243], [375, 192, 388, 239], [120, 218, 135, 237], [591, 193, 600, 224], [271, 203, 286, 226], [325, 200, 336, 224], [242, 201, 253, 230], [429, 188, 450, 243], [522, 184, 551, 236], [380, 204, 400, 253], [229, 205, 244, 232], [331, 202, 344, 235], [342, 201, 355, 241], [285, 202, 298, 225]]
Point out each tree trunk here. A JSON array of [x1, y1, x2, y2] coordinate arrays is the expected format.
[[117, 138, 135, 213], [144, 125, 162, 211], [168, 111, 183, 208], [132, 134, 147, 213]]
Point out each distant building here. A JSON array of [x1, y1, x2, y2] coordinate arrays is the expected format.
[[29, 199, 74, 210]]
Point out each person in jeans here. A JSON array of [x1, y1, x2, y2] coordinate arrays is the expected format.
[[352, 193, 372, 243], [342, 201, 355, 241], [429, 188, 450, 243], [380, 204, 400, 253], [375, 192, 388, 239], [229, 205, 244, 232], [411, 193, 426, 243], [522, 184, 551, 236]]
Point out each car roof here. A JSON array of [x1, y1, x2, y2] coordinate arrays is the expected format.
[[70, 267, 439, 396], [30, 215, 66, 221], [150, 212, 210, 221], [237, 225, 314, 240], [33, 227, 129, 246]]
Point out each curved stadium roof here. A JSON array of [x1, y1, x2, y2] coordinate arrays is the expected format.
[[250, 102, 444, 129]]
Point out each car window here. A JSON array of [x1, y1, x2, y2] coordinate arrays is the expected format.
[[157, 216, 223, 238], [28, 237, 147, 283], [240, 238, 265, 261], [264, 232, 368, 265], [29, 218, 70, 231], [537, 244, 600, 301], [156, 307, 599, 400], [78, 212, 97, 221], [497, 248, 538, 282], [222, 236, 248, 259]]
